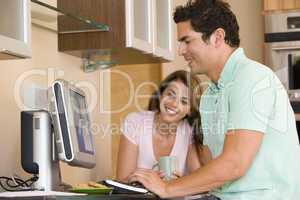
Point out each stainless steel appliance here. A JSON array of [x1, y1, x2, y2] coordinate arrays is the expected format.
[[265, 11, 300, 110], [265, 12, 300, 142]]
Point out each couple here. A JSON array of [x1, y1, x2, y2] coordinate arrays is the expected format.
[[118, 0, 300, 199]]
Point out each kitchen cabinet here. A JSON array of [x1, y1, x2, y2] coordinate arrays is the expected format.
[[264, 0, 300, 11], [264, 0, 282, 11], [283, 0, 296, 10], [126, 0, 153, 54], [297, 0, 300, 8], [57, 0, 174, 67], [0, 0, 31, 59], [153, 0, 174, 61]]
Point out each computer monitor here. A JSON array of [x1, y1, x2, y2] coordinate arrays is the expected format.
[[50, 79, 96, 168], [21, 79, 96, 191]]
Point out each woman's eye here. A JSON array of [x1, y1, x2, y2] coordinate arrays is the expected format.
[[181, 100, 188, 105], [167, 91, 176, 98]]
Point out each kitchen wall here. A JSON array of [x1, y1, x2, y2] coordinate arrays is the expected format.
[[0, 25, 162, 186], [0, 25, 112, 186], [162, 0, 264, 77], [0, 0, 264, 186]]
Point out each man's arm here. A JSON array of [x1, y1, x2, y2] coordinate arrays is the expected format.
[[129, 129, 263, 198], [165, 129, 263, 197]]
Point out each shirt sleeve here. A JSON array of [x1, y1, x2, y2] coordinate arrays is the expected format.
[[227, 70, 277, 134], [120, 112, 141, 145]]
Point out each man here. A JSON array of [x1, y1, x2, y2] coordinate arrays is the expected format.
[[129, 0, 300, 199]]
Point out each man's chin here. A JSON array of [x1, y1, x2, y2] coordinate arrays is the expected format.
[[193, 70, 207, 77], [190, 65, 204, 75]]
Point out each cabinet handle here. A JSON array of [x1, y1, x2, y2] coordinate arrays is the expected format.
[[272, 46, 300, 51]]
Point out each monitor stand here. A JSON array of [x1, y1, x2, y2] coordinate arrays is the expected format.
[[21, 110, 62, 191]]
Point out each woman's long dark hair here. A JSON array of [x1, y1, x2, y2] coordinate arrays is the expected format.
[[148, 70, 203, 153]]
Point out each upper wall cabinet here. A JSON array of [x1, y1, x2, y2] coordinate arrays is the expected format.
[[126, 0, 153, 54], [57, 0, 174, 66], [0, 0, 31, 59], [153, 0, 174, 61], [264, 0, 300, 12]]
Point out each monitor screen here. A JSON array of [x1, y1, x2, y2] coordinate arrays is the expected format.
[[51, 79, 96, 169], [70, 90, 94, 155]]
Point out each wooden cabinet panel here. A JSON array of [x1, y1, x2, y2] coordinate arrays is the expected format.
[[264, 0, 300, 11], [264, 0, 282, 11], [296, 0, 300, 8], [282, 0, 296, 9]]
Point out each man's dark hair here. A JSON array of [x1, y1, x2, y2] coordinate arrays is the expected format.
[[174, 0, 240, 47]]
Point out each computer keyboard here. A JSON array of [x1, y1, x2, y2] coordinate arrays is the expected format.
[[100, 180, 148, 194]]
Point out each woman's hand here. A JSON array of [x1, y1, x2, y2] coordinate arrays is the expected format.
[[129, 169, 170, 198]]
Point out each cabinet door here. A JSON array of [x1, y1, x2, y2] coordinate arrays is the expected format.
[[264, 0, 282, 11], [125, 0, 153, 53], [282, 0, 296, 10], [296, 0, 300, 8], [152, 0, 174, 61], [0, 0, 31, 59]]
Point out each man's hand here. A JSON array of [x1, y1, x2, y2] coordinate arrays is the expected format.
[[129, 169, 170, 198]]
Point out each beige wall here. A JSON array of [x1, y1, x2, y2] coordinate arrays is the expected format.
[[110, 64, 161, 176], [228, 0, 264, 62], [162, 0, 264, 77], [0, 25, 112, 186]]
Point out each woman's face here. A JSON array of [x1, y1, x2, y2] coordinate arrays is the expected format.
[[159, 80, 191, 124]]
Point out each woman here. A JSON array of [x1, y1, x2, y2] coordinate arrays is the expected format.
[[117, 70, 203, 182]]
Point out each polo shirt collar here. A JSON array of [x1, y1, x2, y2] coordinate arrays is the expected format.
[[218, 47, 246, 88], [209, 48, 245, 93]]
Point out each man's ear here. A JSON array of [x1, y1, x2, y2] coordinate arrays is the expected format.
[[211, 28, 226, 48]]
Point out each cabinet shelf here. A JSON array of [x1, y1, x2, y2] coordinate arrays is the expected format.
[[31, 0, 116, 71], [31, 0, 110, 33]]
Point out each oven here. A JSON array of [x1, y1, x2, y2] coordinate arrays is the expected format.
[[266, 50, 300, 94], [265, 12, 300, 109], [264, 12, 300, 142]]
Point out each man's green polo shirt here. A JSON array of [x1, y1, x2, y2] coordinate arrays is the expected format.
[[199, 48, 300, 200]]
